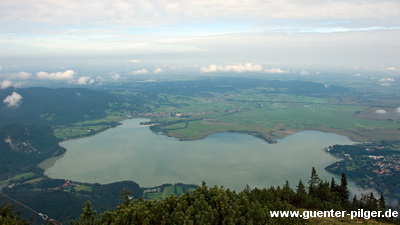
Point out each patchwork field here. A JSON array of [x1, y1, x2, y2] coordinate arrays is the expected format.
[[147, 86, 400, 142], [50, 78, 400, 142]]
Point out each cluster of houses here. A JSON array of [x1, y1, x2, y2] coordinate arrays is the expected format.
[[370, 155, 400, 175], [137, 112, 171, 118], [54, 180, 78, 191], [143, 187, 161, 194]]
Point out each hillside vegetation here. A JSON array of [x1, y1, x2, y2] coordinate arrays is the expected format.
[[2, 168, 398, 225]]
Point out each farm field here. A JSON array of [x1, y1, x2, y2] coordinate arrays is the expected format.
[[47, 78, 399, 143], [142, 82, 400, 142]]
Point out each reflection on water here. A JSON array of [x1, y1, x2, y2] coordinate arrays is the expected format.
[[46, 118, 355, 191], [38, 155, 65, 170]]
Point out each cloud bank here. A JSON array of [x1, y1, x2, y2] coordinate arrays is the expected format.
[[200, 63, 263, 73], [132, 69, 149, 75], [265, 68, 289, 74], [3, 92, 23, 107], [1, 0, 398, 27], [36, 70, 75, 80]]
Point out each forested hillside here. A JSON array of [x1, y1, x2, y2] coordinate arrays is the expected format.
[[0, 123, 65, 180], [0, 87, 117, 126], [3, 169, 397, 224]]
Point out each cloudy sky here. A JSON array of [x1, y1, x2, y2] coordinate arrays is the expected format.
[[0, 0, 399, 71]]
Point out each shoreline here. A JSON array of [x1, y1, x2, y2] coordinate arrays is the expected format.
[[151, 126, 370, 144]]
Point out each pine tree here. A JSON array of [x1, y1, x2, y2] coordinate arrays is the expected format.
[[296, 180, 306, 195], [281, 180, 294, 203], [378, 192, 386, 210], [330, 177, 337, 192], [294, 180, 308, 208], [339, 173, 349, 205], [0, 203, 29, 225], [75, 201, 98, 225], [351, 195, 360, 210], [308, 167, 320, 196], [363, 192, 378, 211]]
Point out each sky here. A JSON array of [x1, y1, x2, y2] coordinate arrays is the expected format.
[[0, 0, 399, 86]]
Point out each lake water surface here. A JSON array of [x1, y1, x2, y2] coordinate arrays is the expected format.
[[45, 118, 355, 191]]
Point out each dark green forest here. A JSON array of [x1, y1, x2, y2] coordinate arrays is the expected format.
[[0, 87, 117, 126], [2, 168, 397, 225], [0, 123, 66, 180]]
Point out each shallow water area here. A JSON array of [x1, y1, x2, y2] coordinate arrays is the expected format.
[[45, 118, 355, 191]]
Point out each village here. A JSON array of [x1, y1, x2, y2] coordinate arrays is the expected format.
[[325, 142, 400, 201]]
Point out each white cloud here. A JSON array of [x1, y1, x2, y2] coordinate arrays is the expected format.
[[380, 83, 392, 86], [200, 64, 218, 73], [0, 80, 13, 89], [200, 63, 263, 73], [386, 67, 397, 71], [375, 109, 387, 114], [76, 76, 94, 85], [12, 71, 32, 80], [378, 78, 394, 82], [153, 68, 162, 74], [3, 92, 23, 107], [1, 72, 32, 81], [1, 1, 399, 27], [300, 70, 310, 75], [265, 68, 289, 74], [396, 107, 400, 113], [0, 1, 399, 66], [132, 69, 149, 75], [36, 70, 75, 80], [110, 73, 121, 80]]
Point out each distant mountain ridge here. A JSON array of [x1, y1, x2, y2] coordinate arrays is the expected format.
[[0, 87, 117, 126]]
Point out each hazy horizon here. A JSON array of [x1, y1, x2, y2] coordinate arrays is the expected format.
[[1, 0, 399, 87]]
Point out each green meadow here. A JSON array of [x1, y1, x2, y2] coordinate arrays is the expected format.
[[148, 87, 400, 142]]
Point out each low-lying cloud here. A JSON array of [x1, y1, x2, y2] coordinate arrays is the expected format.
[[132, 69, 149, 75], [3, 92, 23, 107], [4, 72, 32, 80], [14, 72, 32, 80], [36, 70, 75, 80], [378, 77, 395, 82], [378, 77, 395, 86], [110, 73, 121, 80], [200, 63, 263, 73], [375, 109, 387, 114], [300, 70, 310, 75], [265, 68, 289, 74], [76, 76, 94, 85], [0, 80, 13, 89], [396, 107, 400, 113], [153, 68, 162, 74]]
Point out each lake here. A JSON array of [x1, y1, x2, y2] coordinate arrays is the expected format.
[[45, 118, 355, 191]]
